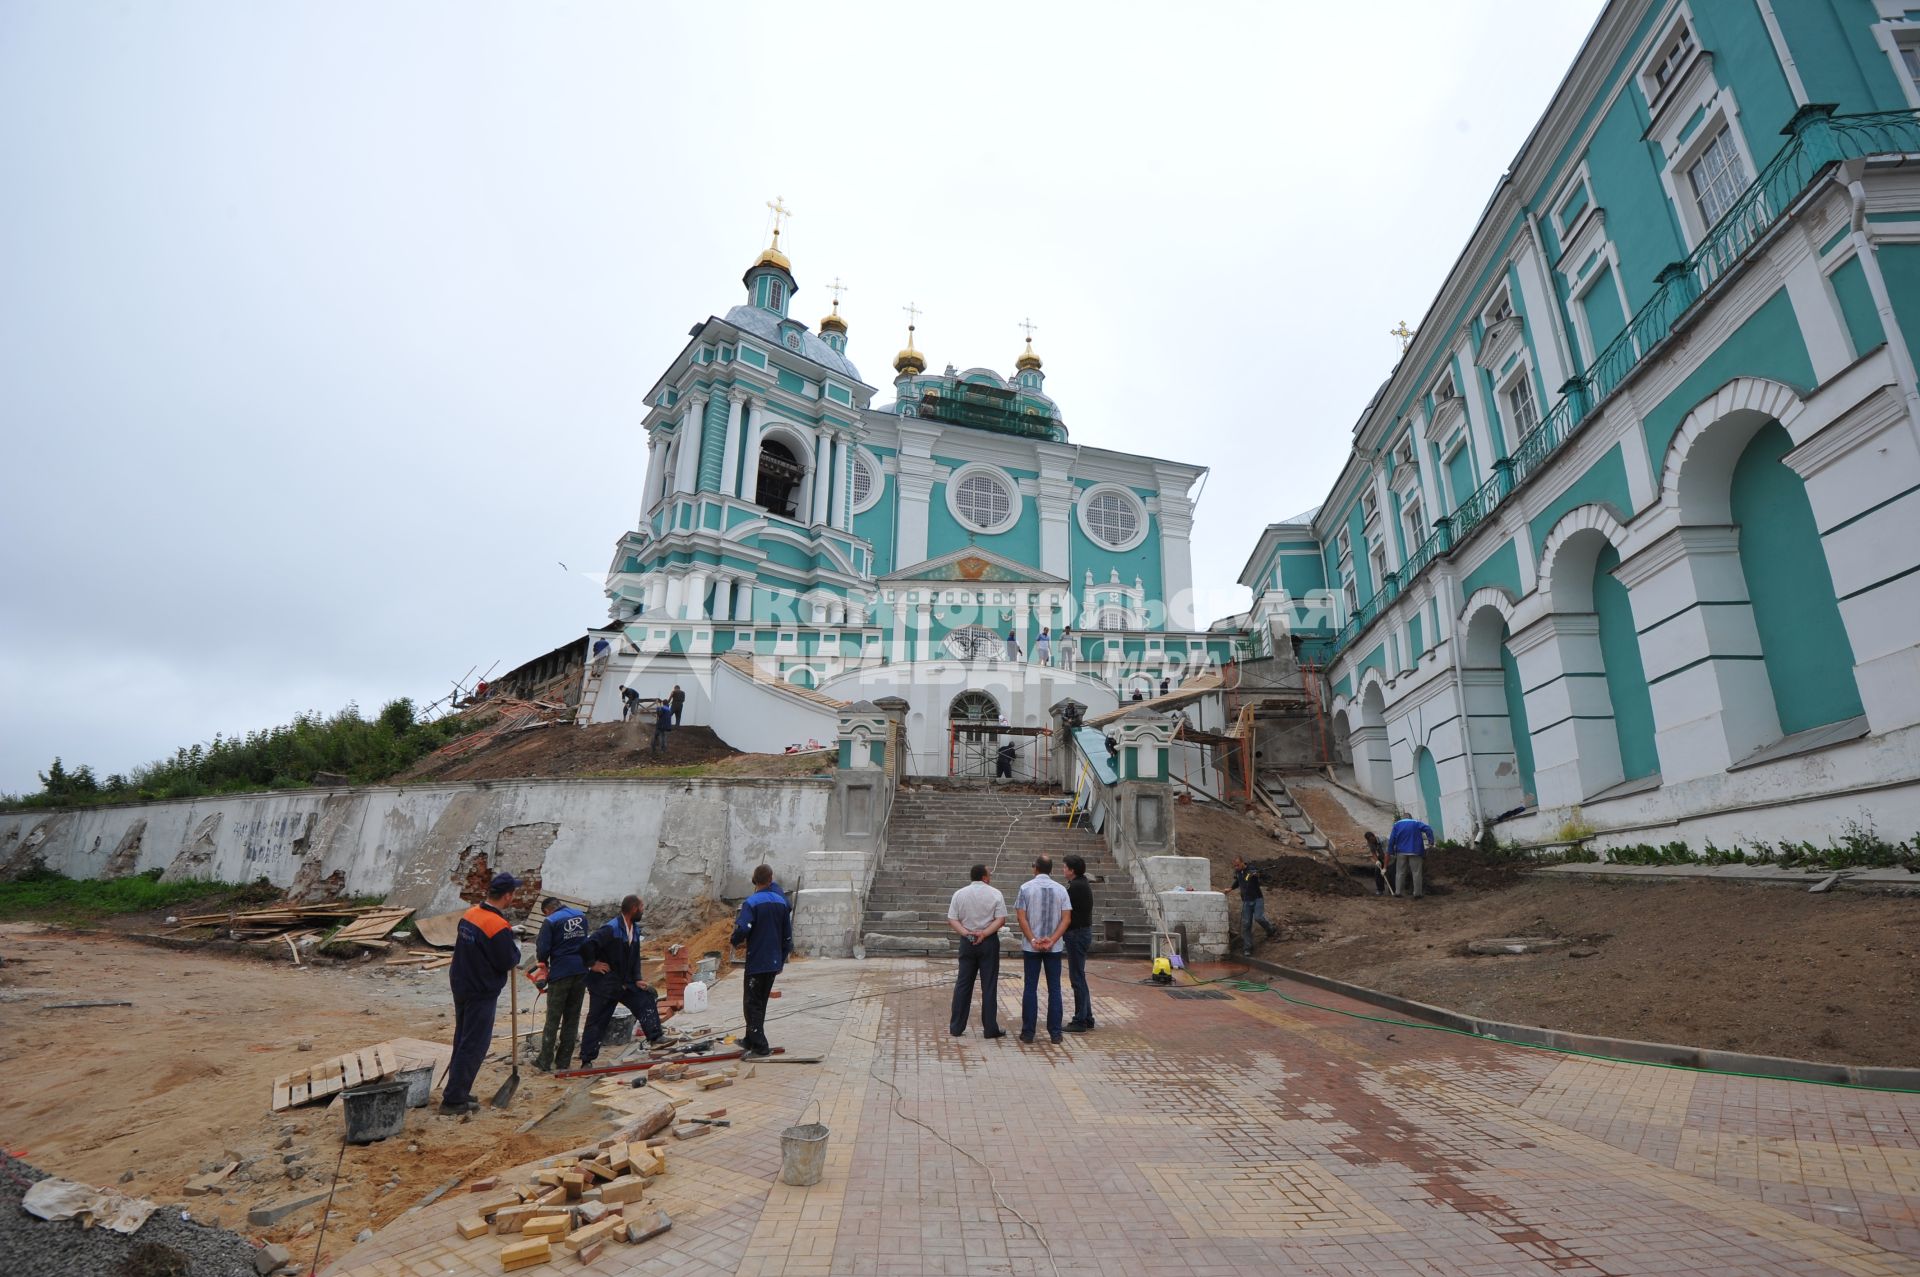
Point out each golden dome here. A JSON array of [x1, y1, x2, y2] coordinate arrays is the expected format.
[[894, 345, 926, 375], [820, 305, 848, 334], [1015, 340, 1043, 372], [752, 243, 791, 272]]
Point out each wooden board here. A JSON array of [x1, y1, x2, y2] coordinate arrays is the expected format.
[[270, 1037, 425, 1111], [414, 911, 463, 948]]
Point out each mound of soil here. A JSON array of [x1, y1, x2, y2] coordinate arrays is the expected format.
[[398, 721, 738, 783], [1248, 855, 1367, 897]]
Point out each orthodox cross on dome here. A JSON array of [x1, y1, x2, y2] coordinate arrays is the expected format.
[[1390, 319, 1415, 354], [826, 276, 847, 315], [902, 300, 922, 329], [1018, 316, 1038, 342], [765, 195, 792, 249]]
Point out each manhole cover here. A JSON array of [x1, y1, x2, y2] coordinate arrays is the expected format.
[[1166, 989, 1231, 1000]]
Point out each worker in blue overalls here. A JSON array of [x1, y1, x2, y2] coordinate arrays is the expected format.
[[532, 896, 589, 1072], [441, 873, 521, 1114]]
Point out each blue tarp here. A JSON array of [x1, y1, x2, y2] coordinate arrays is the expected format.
[[1074, 727, 1118, 786]]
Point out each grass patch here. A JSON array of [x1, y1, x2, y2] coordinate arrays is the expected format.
[[0, 867, 251, 923]]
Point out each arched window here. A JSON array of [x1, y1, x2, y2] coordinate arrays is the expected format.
[[1095, 605, 1131, 631], [755, 439, 806, 520]]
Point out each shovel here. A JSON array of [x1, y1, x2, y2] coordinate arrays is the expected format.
[[490, 977, 522, 1109]]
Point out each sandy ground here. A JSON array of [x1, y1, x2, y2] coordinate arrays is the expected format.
[[1168, 799, 1920, 1068], [0, 923, 713, 1271]]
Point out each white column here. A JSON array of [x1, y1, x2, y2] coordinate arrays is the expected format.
[[684, 571, 710, 620], [712, 578, 735, 625], [674, 397, 706, 493], [740, 403, 765, 504], [664, 574, 686, 619], [812, 432, 833, 526], [891, 595, 909, 663], [915, 600, 932, 661], [894, 422, 939, 568], [719, 394, 747, 497], [643, 434, 667, 517], [1514, 220, 1572, 397], [831, 433, 850, 531], [734, 583, 755, 622]]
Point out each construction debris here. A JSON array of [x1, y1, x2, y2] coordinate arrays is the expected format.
[[21, 1179, 158, 1234], [270, 1041, 403, 1111]]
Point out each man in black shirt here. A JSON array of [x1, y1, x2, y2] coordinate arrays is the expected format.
[[1062, 855, 1096, 1033], [1231, 856, 1279, 954]]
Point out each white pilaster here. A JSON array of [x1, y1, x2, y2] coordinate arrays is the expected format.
[[720, 394, 746, 497], [683, 571, 710, 620], [643, 433, 667, 518], [712, 578, 734, 625], [664, 574, 686, 619], [1155, 465, 1197, 630], [1615, 525, 1778, 779], [1507, 614, 1621, 809], [894, 422, 940, 569], [733, 583, 755, 623], [1037, 451, 1074, 580]]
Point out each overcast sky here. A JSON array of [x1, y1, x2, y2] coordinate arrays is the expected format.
[[0, 1, 1603, 794]]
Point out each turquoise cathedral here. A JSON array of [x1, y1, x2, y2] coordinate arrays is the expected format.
[[588, 224, 1228, 771], [1232, 0, 1920, 848]]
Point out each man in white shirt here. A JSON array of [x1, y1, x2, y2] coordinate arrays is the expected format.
[[947, 864, 1008, 1039], [1015, 856, 1072, 1044]]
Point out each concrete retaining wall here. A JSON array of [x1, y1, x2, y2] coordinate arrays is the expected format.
[[0, 776, 835, 920]]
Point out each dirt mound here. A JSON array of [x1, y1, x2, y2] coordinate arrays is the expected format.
[[1426, 842, 1528, 891], [1247, 855, 1367, 897], [397, 721, 738, 783]]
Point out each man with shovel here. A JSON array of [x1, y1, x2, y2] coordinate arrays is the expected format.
[[440, 873, 522, 1115]]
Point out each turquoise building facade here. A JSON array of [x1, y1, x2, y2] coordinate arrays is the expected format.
[[590, 235, 1229, 770], [1239, 0, 1920, 847]]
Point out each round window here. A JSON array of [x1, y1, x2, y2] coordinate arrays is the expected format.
[[1085, 491, 1139, 548], [953, 471, 1012, 532], [1076, 484, 1148, 551]]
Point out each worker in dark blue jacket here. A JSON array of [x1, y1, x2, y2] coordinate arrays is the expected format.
[[532, 897, 590, 1072], [576, 894, 665, 1067], [730, 864, 792, 1057], [441, 873, 522, 1114]]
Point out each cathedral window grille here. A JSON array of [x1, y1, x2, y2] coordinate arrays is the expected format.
[[1095, 605, 1131, 631], [850, 452, 874, 507], [954, 472, 1012, 531], [1084, 490, 1139, 548], [1688, 127, 1747, 229]]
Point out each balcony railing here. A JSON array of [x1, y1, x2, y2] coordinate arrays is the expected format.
[[1325, 105, 1919, 662]]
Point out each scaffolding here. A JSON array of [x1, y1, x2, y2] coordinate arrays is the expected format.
[[947, 723, 1053, 783], [918, 383, 1066, 442]]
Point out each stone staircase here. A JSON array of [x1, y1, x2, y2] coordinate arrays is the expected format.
[[860, 787, 1157, 956]]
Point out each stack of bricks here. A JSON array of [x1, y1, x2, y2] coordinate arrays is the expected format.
[[661, 944, 691, 1012], [451, 1132, 673, 1267]]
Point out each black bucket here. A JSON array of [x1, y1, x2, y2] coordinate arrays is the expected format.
[[342, 1080, 409, 1144]]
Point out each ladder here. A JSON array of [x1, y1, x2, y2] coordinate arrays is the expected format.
[[577, 653, 612, 725]]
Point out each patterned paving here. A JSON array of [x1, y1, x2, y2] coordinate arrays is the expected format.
[[325, 957, 1920, 1277]]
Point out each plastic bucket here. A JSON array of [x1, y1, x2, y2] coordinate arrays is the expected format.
[[605, 1009, 636, 1047], [395, 1063, 433, 1109], [342, 1081, 409, 1144], [779, 1103, 830, 1187]]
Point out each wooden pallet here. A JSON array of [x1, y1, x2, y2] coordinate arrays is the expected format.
[[272, 1041, 403, 1111], [328, 908, 414, 945]]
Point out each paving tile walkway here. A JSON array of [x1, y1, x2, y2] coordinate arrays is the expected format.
[[326, 957, 1920, 1277]]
